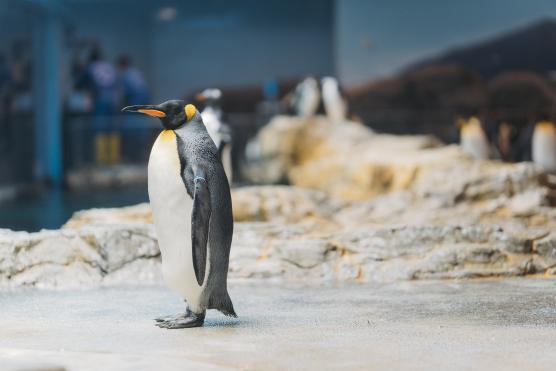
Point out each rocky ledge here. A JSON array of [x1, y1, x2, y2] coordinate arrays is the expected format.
[[2, 116, 556, 288], [1, 182, 555, 288]]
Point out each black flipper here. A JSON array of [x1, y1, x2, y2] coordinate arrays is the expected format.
[[192, 173, 211, 286]]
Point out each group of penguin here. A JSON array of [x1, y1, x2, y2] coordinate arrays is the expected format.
[[291, 77, 556, 175], [458, 116, 556, 174], [288, 76, 349, 123]]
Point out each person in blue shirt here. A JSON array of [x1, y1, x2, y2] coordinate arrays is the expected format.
[[117, 55, 149, 106], [117, 55, 150, 162], [77, 47, 119, 165]]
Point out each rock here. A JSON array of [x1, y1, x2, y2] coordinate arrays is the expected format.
[[2, 217, 556, 288], [274, 240, 332, 268], [64, 186, 337, 227], [533, 232, 556, 265], [76, 223, 159, 272], [0, 223, 160, 289], [246, 115, 444, 199], [243, 116, 550, 206], [4, 116, 556, 288], [244, 115, 307, 184], [63, 203, 152, 229], [231, 186, 337, 224], [10, 261, 102, 289]]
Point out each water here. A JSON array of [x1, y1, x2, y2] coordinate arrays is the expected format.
[[0, 185, 149, 232]]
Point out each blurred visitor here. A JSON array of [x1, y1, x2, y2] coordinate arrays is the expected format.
[[67, 56, 93, 113], [117, 55, 150, 162], [255, 78, 282, 128], [117, 55, 149, 106], [9, 42, 33, 114], [77, 47, 120, 166], [0, 53, 11, 150]]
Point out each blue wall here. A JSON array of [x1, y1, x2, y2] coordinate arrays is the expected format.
[[67, 0, 334, 101], [335, 0, 556, 86]]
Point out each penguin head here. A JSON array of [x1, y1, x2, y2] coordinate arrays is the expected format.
[[196, 88, 222, 108], [535, 121, 556, 134], [456, 116, 483, 136], [122, 100, 201, 130]]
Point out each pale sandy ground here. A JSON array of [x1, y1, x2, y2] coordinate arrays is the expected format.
[[1, 279, 556, 370]]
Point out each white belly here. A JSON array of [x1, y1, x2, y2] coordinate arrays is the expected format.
[[221, 144, 233, 183], [533, 130, 556, 173], [201, 109, 222, 148], [323, 96, 347, 123], [461, 132, 490, 160], [148, 131, 208, 311]]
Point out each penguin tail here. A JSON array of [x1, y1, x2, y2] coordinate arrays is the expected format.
[[209, 291, 237, 318]]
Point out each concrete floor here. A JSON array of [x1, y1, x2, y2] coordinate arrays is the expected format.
[[1, 279, 556, 370]]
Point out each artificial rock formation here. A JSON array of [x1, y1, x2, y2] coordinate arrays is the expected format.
[[1, 177, 555, 288], [2, 115, 556, 288], [246, 115, 446, 199]]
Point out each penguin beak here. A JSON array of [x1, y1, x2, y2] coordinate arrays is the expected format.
[[121, 105, 166, 118]]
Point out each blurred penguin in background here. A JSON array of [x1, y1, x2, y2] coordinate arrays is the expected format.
[[532, 121, 556, 174], [488, 72, 556, 163], [290, 77, 320, 118], [457, 116, 491, 160], [321, 76, 347, 123], [197, 88, 233, 183]]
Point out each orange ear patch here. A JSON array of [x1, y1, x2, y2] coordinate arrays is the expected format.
[[185, 104, 197, 121], [138, 109, 166, 118]]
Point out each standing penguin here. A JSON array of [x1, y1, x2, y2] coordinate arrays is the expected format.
[[290, 77, 320, 118], [457, 116, 491, 160], [321, 76, 347, 123], [532, 121, 556, 174], [122, 100, 236, 328], [197, 88, 233, 183]]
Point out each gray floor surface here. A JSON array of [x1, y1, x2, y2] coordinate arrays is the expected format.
[[1, 279, 556, 370]]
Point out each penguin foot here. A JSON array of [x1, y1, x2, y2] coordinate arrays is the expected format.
[[155, 311, 205, 329], [154, 313, 186, 323]]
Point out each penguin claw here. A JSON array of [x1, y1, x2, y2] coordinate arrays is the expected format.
[[155, 313, 205, 329]]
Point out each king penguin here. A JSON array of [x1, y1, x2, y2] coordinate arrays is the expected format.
[[532, 121, 556, 174], [197, 88, 233, 183], [290, 77, 320, 118], [321, 76, 347, 123], [457, 116, 490, 160], [122, 100, 236, 328]]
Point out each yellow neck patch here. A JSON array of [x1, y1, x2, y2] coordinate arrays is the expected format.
[[460, 117, 483, 135], [536, 121, 556, 134], [185, 104, 197, 121], [160, 129, 176, 143]]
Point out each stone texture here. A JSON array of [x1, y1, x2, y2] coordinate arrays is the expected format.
[[245, 115, 444, 200], [63, 203, 152, 229], [2, 216, 556, 288], [2, 116, 556, 288]]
